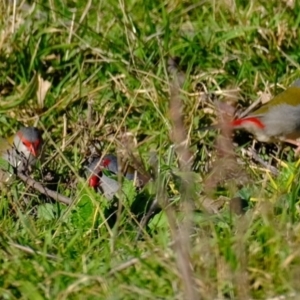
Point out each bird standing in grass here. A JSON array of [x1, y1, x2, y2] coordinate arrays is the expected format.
[[0, 126, 43, 182], [85, 154, 135, 200], [209, 79, 300, 153]]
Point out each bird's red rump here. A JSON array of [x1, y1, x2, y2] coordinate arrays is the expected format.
[[89, 175, 100, 187], [231, 117, 265, 129]]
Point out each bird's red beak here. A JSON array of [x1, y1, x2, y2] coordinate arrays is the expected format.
[[30, 140, 41, 156], [29, 145, 37, 156]]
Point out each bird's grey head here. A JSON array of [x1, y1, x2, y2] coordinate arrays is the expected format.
[[18, 127, 43, 143]]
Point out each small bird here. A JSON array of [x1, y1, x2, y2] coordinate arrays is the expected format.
[[99, 154, 135, 181], [211, 79, 300, 152], [0, 126, 43, 182], [85, 154, 135, 200]]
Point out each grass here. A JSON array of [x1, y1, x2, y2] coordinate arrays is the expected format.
[[1, 0, 300, 299]]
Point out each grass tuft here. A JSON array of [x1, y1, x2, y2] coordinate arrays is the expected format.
[[1, 0, 300, 299]]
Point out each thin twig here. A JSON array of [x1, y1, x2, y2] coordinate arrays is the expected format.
[[243, 148, 279, 175], [238, 96, 261, 118], [17, 172, 72, 205]]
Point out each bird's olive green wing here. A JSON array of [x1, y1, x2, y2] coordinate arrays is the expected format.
[[251, 86, 300, 116]]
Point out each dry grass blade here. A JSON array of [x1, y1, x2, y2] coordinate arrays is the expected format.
[[8, 242, 59, 260], [204, 100, 249, 197], [244, 148, 279, 175], [238, 96, 261, 118], [36, 74, 51, 109], [117, 132, 152, 187], [108, 241, 175, 276], [165, 58, 199, 300]]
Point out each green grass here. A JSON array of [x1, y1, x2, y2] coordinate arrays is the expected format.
[[1, 0, 300, 299]]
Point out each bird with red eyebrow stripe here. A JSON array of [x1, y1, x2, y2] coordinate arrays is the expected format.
[[85, 154, 136, 200], [206, 79, 300, 153], [0, 126, 43, 182]]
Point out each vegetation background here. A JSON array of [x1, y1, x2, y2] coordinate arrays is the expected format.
[[1, 0, 300, 299]]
